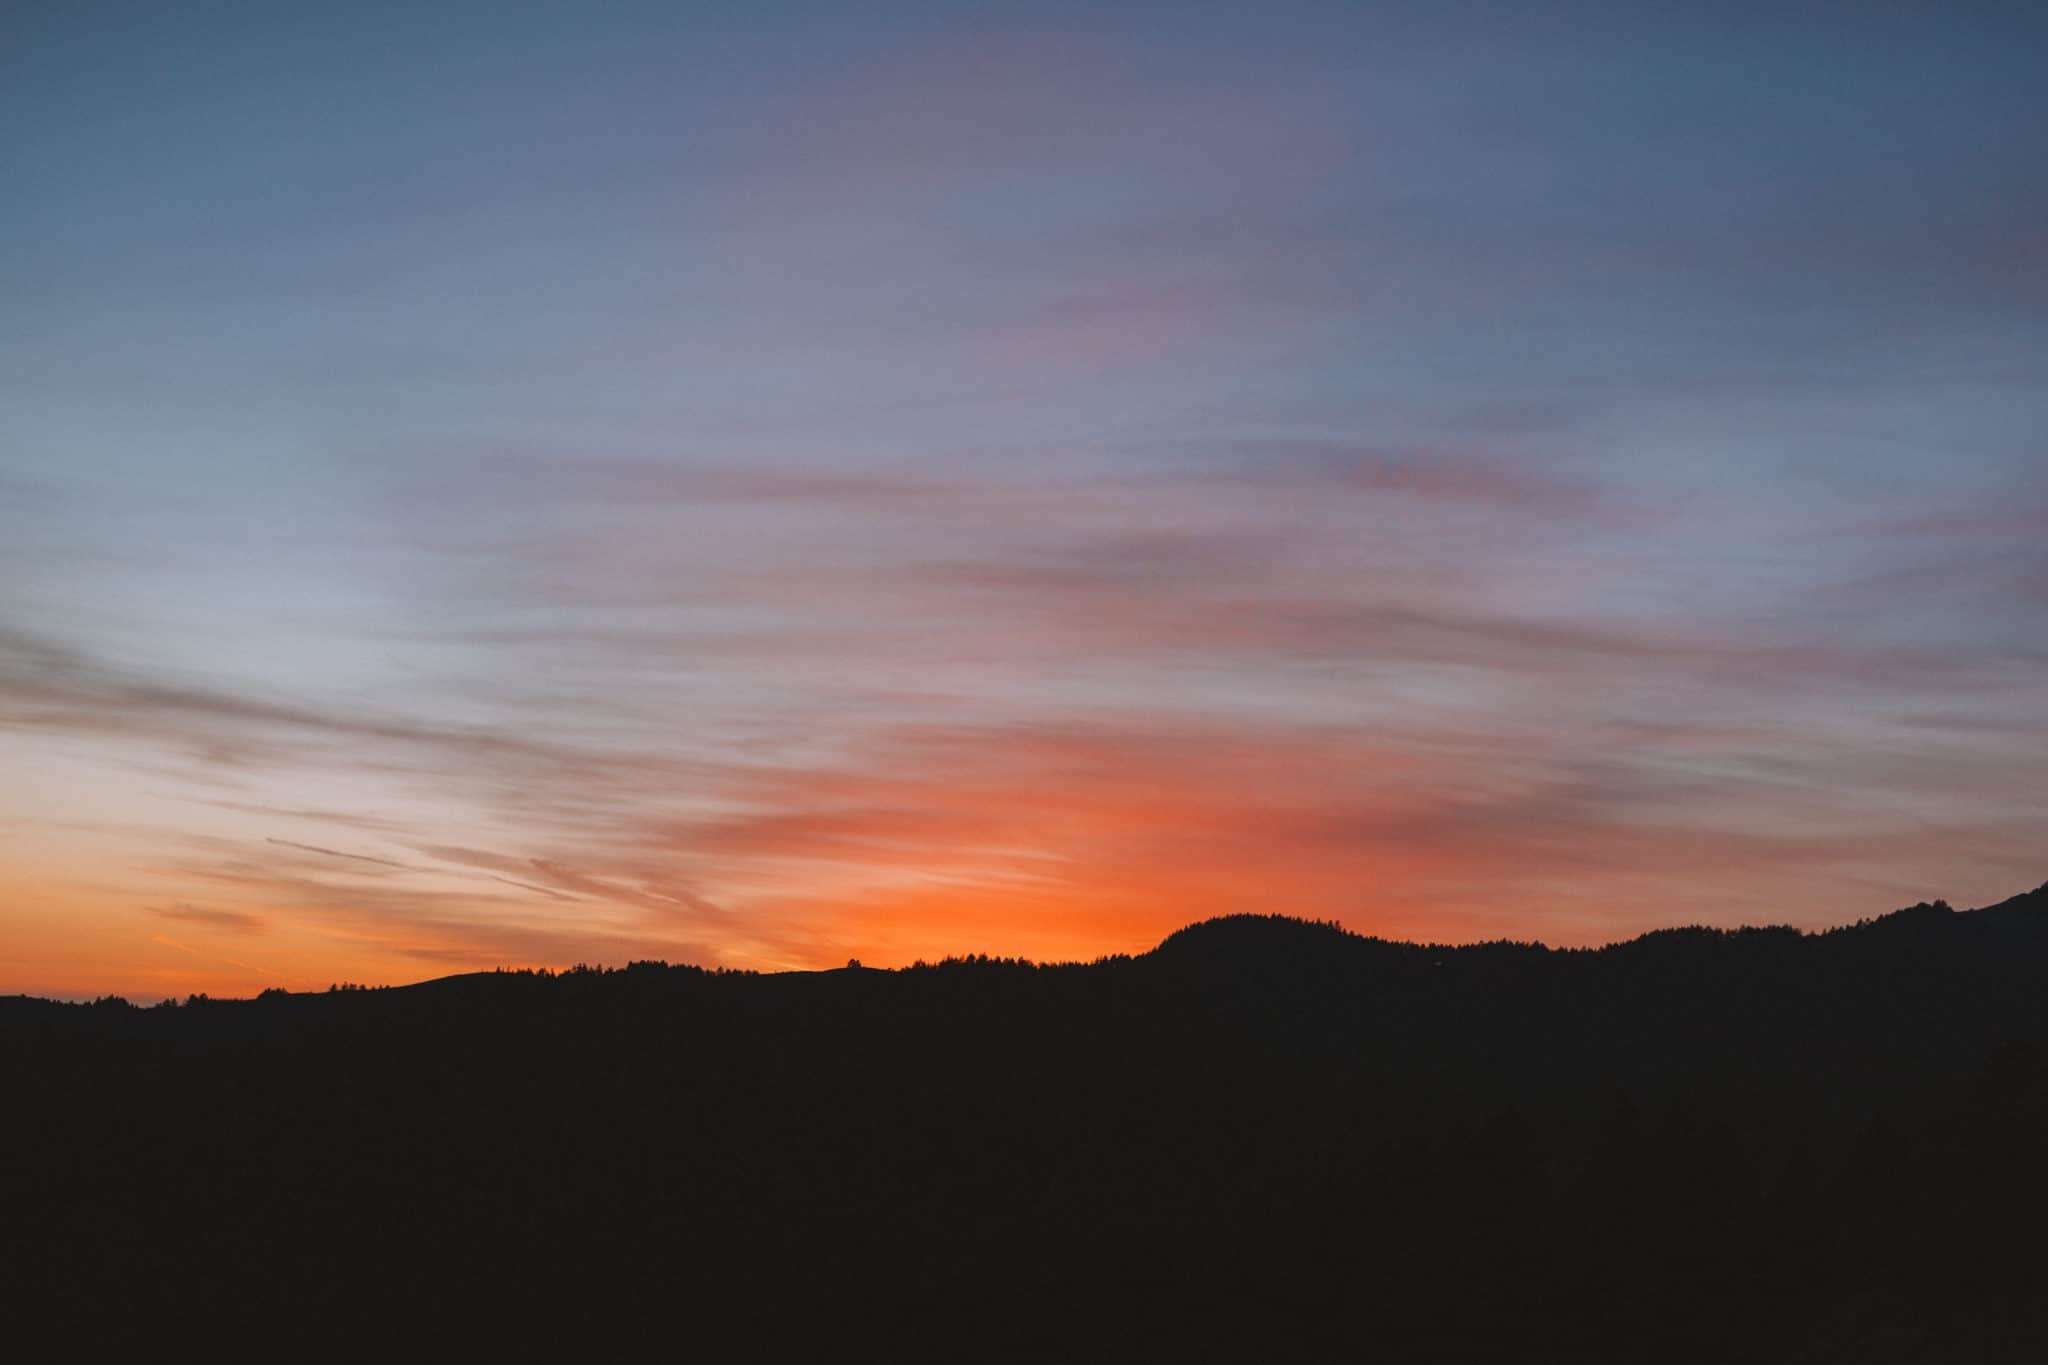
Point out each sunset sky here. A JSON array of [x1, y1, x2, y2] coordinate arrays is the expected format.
[[4, 1, 2044, 998]]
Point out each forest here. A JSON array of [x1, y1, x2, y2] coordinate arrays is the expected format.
[[5, 883, 2047, 1360]]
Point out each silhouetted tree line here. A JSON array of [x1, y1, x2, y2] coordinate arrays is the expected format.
[[4, 884, 2047, 1360]]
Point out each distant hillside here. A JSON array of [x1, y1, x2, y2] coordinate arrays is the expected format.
[[6, 882, 2048, 1360], [1963, 880, 2048, 929]]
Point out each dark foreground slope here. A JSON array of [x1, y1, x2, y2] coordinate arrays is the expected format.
[[6, 887, 2048, 1360]]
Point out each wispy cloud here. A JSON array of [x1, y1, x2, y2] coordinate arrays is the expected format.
[[8, 439, 2044, 987], [265, 838, 411, 870], [149, 903, 266, 933]]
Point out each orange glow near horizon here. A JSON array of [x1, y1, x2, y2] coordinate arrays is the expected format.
[[8, 700, 2039, 1000]]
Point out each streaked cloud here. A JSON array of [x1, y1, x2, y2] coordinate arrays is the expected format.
[[148, 903, 267, 934]]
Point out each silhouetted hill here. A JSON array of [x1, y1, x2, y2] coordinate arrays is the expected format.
[[1969, 879, 2048, 930], [1152, 910, 1366, 959], [8, 885, 2048, 1360]]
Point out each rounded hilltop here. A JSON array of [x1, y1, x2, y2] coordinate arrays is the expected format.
[[1151, 913, 1362, 960]]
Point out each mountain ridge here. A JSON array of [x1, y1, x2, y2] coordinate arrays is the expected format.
[[7, 878, 2048, 1357], [16, 880, 2043, 1009]]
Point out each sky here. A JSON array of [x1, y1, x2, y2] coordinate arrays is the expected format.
[[3, 0, 2045, 998]]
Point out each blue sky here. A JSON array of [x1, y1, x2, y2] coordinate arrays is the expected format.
[[3, 0, 2044, 995]]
